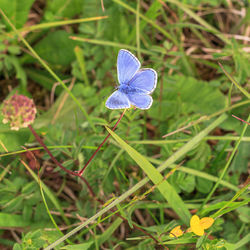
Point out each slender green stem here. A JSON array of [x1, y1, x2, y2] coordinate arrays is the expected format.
[[136, 0, 141, 60], [212, 183, 249, 218], [39, 180, 70, 243], [0, 145, 97, 158], [218, 62, 250, 99], [130, 136, 250, 145], [20, 159, 70, 225], [74, 46, 90, 86], [1, 16, 108, 39], [0, 8, 96, 132], [70, 37, 158, 55]]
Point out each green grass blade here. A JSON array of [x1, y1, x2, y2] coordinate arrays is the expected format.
[[106, 127, 191, 225], [0, 145, 97, 157], [20, 160, 70, 225], [1, 16, 108, 39], [218, 62, 250, 99], [212, 183, 250, 218], [74, 46, 89, 86], [136, 0, 141, 60], [69, 36, 158, 56], [130, 136, 250, 145]]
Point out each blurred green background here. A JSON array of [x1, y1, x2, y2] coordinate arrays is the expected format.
[[0, 0, 249, 249]]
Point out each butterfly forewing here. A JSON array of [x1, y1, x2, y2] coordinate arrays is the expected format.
[[117, 49, 141, 85]]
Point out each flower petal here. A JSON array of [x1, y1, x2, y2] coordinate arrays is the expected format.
[[190, 215, 204, 236], [200, 217, 214, 229], [169, 225, 183, 238]]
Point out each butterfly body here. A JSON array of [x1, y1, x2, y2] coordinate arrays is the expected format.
[[118, 84, 148, 95], [106, 49, 157, 110]]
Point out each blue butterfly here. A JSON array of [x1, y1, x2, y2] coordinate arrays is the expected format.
[[105, 49, 157, 110]]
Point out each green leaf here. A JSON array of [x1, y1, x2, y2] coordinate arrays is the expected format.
[[179, 174, 195, 193], [0, 0, 35, 29], [62, 242, 94, 250], [237, 207, 250, 223], [25, 68, 69, 95], [5, 56, 27, 89], [13, 244, 22, 250], [0, 126, 30, 153], [187, 142, 211, 170], [23, 30, 77, 66], [196, 177, 213, 194], [45, 0, 83, 20], [106, 127, 191, 225], [230, 142, 250, 174], [0, 213, 29, 227]]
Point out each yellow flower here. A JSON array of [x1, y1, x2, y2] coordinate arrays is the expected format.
[[190, 215, 214, 236], [169, 225, 184, 238]]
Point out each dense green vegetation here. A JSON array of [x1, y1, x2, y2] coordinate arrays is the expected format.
[[0, 0, 249, 249]]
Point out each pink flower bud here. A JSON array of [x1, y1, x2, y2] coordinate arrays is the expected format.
[[2, 94, 37, 130]]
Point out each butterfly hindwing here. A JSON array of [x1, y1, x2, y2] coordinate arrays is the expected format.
[[128, 69, 157, 94], [117, 49, 141, 85], [127, 94, 153, 110], [105, 90, 131, 109]]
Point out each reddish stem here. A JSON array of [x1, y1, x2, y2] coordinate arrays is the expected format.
[[28, 124, 95, 195], [232, 114, 250, 125], [78, 109, 126, 176], [28, 125, 78, 176], [28, 121, 163, 246]]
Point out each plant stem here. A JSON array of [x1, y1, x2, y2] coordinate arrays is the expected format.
[[78, 109, 127, 176], [27, 124, 95, 195]]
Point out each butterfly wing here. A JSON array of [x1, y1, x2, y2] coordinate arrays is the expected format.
[[128, 69, 157, 94], [126, 69, 157, 109], [117, 49, 141, 85], [105, 90, 131, 109], [127, 94, 153, 110]]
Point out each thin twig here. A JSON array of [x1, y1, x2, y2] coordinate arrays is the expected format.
[[232, 115, 250, 125], [78, 109, 127, 175]]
